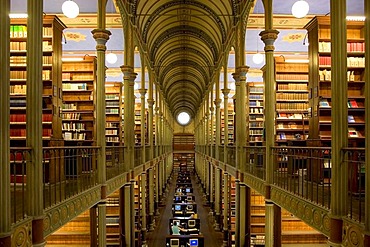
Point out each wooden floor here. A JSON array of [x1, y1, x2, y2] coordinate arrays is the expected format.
[[146, 169, 224, 247]]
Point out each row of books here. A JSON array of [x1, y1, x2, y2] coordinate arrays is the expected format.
[[10, 56, 52, 66], [106, 122, 120, 128], [10, 99, 26, 107], [106, 101, 120, 107], [276, 93, 308, 101], [63, 132, 86, 140], [62, 122, 86, 131], [249, 94, 263, 100], [249, 101, 263, 107], [10, 128, 52, 137], [250, 108, 263, 114], [277, 113, 305, 119], [106, 108, 119, 114], [106, 95, 120, 100], [276, 74, 308, 81], [319, 41, 365, 53], [10, 41, 52, 52], [62, 83, 88, 90], [62, 103, 77, 110], [277, 83, 307, 91], [10, 114, 52, 122], [62, 112, 81, 120], [106, 136, 120, 142], [10, 25, 53, 38], [106, 129, 118, 135], [319, 56, 365, 67], [249, 122, 263, 128], [62, 63, 95, 71], [276, 103, 309, 110], [250, 87, 264, 93], [10, 70, 51, 80]]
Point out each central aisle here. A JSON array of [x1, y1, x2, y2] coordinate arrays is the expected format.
[[146, 170, 223, 247]]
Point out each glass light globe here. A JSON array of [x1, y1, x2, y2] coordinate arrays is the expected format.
[[252, 52, 264, 65], [177, 112, 190, 125], [62, 0, 79, 19], [106, 52, 118, 64], [291, 0, 309, 18]]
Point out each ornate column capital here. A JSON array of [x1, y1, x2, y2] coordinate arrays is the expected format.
[[214, 99, 222, 107], [222, 88, 230, 97], [91, 29, 111, 51], [260, 29, 279, 52], [237, 65, 250, 81], [147, 99, 155, 107], [139, 89, 147, 97]]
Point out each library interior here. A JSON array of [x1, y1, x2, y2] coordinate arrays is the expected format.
[[0, 0, 369, 246]]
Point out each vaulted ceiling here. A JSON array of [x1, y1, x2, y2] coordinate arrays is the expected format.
[[118, 0, 251, 118]]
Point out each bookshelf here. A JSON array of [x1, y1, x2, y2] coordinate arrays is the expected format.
[[221, 105, 235, 145], [274, 56, 309, 145], [10, 16, 65, 144], [305, 16, 366, 147], [62, 56, 96, 145], [10, 16, 66, 183], [248, 82, 264, 144], [105, 82, 122, 145]]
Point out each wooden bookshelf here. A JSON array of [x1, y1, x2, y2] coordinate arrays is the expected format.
[[274, 56, 309, 145], [105, 82, 122, 145], [9, 16, 66, 183], [62, 56, 96, 145], [305, 16, 366, 147], [248, 82, 264, 145], [220, 105, 235, 145]]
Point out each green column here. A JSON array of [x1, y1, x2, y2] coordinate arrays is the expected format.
[[214, 70, 221, 160], [140, 88, 147, 162], [214, 167, 221, 231], [27, 0, 45, 245], [148, 167, 155, 230], [141, 172, 147, 244], [222, 88, 230, 161], [328, 0, 348, 245], [223, 173, 229, 246], [365, 0, 370, 245], [92, 1, 111, 243], [0, 0, 11, 245]]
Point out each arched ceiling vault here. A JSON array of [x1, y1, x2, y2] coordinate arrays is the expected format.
[[123, 0, 250, 118]]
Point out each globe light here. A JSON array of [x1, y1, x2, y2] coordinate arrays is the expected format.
[[62, 0, 79, 19], [291, 0, 309, 19], [252, 52, 264, 65], [177, 112, 190, 125], [106, 52, 118, 64], [134, 82, 139, 90]]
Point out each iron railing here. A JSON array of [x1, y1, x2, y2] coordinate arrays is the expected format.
[[42, 146, 99, 209], [245, 146, 266, 180]]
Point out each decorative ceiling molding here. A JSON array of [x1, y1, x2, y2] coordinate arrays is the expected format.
[[247, 14, 313, 29]]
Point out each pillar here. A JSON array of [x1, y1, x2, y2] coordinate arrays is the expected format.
[[141, 172, 147, 244], [90, 206, 97, 247], [27, 0, 45, 245], [364, 0, 370, 245], [0, 0, 11, 245], [140, 88, 147, 163], [148, 167, 155, 230], [222, 88, 230, 161], [214, 168, 221, 231], [223, 173, 229, 246], [328, 0, 348, 245], [92, 1, 111, 244]]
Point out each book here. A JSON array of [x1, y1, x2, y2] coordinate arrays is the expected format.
[[348, 115, 355, 123], [319, 99, 330, 107]]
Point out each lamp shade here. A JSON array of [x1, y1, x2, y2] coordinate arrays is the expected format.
[[177, 112, 190, 125], [62, 0, 79, 19], [291, 0, 309, 18], [252, 52, 264, 65], [106, 52, 118, 64]]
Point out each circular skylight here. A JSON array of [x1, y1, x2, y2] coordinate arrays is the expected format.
[[177, 112, 191, 125]]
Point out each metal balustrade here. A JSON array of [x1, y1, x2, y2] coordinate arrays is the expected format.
[[42, 146, 99, 208], [343, 148, 365, 223], [106, 145, 125, 180], [10, 147, 31, 223], [272, 146, 332, 209], [245, 146, 266, 180]]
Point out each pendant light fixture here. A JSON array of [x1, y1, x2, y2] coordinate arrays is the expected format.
[[291, 0, 309, 18], [62, 0, 80, 19], [106, 52, 118, 64], [252, 0, 264, 65]]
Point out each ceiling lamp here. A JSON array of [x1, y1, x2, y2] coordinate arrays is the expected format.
[[177, 112, 191, 125], [62, 0, 79, 19], [252, 52, 264, 65], [291, 0, 309, 18], [106, 52, 118, 64]]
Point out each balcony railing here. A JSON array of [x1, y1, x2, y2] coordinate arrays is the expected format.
[[343, 148, 365, 223], [245, 146, 266, 180], [106, 146, 125, 180], [42, 146, 99, 209], [272, 146, 332, 209], [10, 147, 31, 223]]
